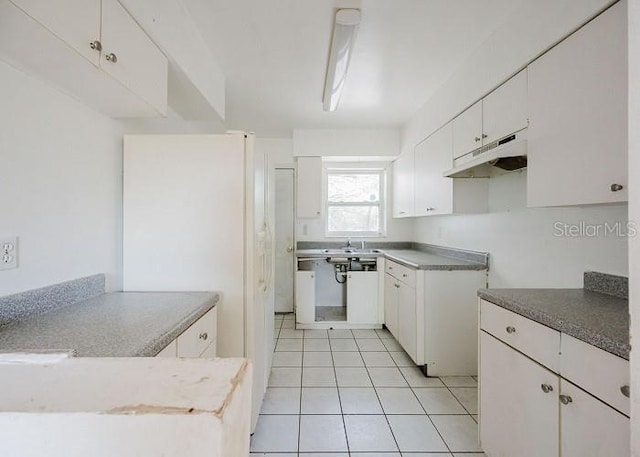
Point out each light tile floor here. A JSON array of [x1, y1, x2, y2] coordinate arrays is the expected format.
[[250, 313, 486, 457]]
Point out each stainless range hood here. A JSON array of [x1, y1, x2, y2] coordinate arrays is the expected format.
[[444, 129, 527, 178]]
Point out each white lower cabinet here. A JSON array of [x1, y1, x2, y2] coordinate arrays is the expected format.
[[346, 271, 379, 325], [155, 308, 217, 358], [479, 299, 630, 457], [384, 260, 485, 374], [295, 270, 316, 324], [480, 331, 559, 457], [559, 379, 629, 457], [383, 273, 399, 337]]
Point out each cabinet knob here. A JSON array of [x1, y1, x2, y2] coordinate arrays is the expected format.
[[310, 274, 314, 278], [505, 326, 516, 334], [89, 40, 102, 51], [105, 52, 118, 63], [610, 183, 624, 192], [395, 283, 400, 288], [482, 133, 488, 139], [316, 211, 320, 215], [399, 211, 406, 215], [402, 273, 407, 278], [559, 394, 573, 405], [620, 385, 630, 398], [425, 207, 435, 212], [540, 383, 553, 393], [474, 136, 481, 142], [199, 332, 208, 341]]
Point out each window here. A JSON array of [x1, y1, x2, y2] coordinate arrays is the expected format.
[[325, 169, 386, 236]]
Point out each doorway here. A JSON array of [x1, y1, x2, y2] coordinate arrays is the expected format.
[[274, 168, 295, 313]]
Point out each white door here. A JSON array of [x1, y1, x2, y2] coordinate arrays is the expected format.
[[560, 380, 630, 457], [274, 168, 295, 313], [347, 271, 379, 324], [295, 271, 316, 324], [384, 274, 399, 338], [479, 331, 559, 457]]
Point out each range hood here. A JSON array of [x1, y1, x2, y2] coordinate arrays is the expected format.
[[444, 129, 528, 178]]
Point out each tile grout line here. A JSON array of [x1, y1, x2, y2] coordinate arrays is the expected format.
[[329, 328, 351, 455], [360, 332, 402, 454]]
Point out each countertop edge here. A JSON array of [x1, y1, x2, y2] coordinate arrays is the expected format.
[[135, 292, 220, 357], [383, 253, 487, 271], [477, 290, 630, 360]]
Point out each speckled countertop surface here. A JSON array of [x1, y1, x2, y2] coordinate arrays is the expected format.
[[383, 249, 487, 271], [296, 248, 487, 271], [478, 289, 629, 360], [0, 292, 219, 357]]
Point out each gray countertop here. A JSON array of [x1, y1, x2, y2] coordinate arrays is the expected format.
[[0, 292, 219, 357], [478, 288, 629, 360], [383, 249, 487, 270], [296, 248, 487, 271]]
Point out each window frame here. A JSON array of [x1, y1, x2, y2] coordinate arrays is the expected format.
[[324, 166, 387, 238]]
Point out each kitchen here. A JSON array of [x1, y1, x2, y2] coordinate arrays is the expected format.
[[0, 0, 638, 456]]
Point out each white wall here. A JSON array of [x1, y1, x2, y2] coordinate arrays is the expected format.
[[0, 61, 123, 296], [628, 0, 639, 452], [261, 136, 413, 243], [413, 171, 628, 288], [293, 129, 399, 158]]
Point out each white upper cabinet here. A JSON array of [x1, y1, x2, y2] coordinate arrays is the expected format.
[[296, 157, 322, 218], [101, 0, 167, 114], [10, 0, 101, 66], [452, 101, 482, 159], [392, 151, 414, 218], [527, 1, 627, 207], [0, 0, 168, 117], [415, 124, 454, 216], [482, 69, 528, 144], [415, 122, 488, 217]]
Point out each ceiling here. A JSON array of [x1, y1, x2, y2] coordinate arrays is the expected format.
[[183, 0, 523, 137]]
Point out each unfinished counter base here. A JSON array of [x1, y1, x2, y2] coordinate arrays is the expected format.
[[0, 354, 252, 457]]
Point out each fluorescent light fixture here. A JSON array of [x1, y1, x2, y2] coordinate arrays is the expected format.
[[323, 9, 361, 112]]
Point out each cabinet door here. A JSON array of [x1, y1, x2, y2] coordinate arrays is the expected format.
[[527, 2, 626, 207], [347, 271, 379, 324], [480, 331, 559, 457], [414, 123, 454, 217], [101, 0, 168, 115], [452, 100, 482, 159], [560, 380, 629, 457], [176, 308, 217, 358], [482, 69, 528, 144], [384, 273, 399, 338], [10, 0, 101, 66], [398, 282, 418, 363], [296, 157, 322, 218], [392, 152, 414, 218], [295, 271, 316, 324]]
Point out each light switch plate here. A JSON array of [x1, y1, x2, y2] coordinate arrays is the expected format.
[[0, 237, 18, 270]]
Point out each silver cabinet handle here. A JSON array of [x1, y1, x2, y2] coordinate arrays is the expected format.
[[399, 211, 406, 215], [425, 207, 435, 212], [559, 394, 573, 405], [394, 283, 400, 288], [474, 136, 481, 142], [310, 274, 314, 278], [505, 326, 516, 334], [621, 385, 630, 398], [105, 52, 118, 63], [286, 246, 293, 253], [89, 40, 102, 51], [482, 133, 488, 139], [610, 183, 624, 192], [402, 273, 407, 278], [541, 384, 553, 393], [199, 332, 208, 341]]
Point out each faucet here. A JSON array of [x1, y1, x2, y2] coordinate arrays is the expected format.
[[344, 238, 352, 248]]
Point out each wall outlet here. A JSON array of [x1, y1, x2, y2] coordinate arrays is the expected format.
[[0, 237, 18, 270]]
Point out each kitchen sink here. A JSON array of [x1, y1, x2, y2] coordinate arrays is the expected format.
[[321, 248, 382, 255]]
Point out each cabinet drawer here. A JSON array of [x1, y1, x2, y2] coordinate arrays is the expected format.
[[480, 300, 560, 372], [560, 334, 629, 416], [176, 308, 217, 357], [386, 260, 416, 288]]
